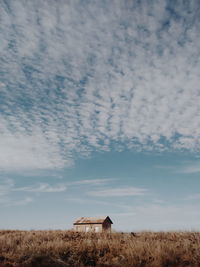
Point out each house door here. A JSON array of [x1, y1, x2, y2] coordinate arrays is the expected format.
[[95, 226, 99, 232], [85, 226, 90, 232]]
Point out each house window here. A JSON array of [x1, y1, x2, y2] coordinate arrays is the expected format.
[[85, 226, 90, 232], [95, 226, 99, 232]]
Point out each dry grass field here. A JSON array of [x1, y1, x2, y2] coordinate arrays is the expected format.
[[0, 230, 200, 267]]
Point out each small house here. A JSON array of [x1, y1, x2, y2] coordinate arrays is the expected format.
[[73, 216, 113, 233]]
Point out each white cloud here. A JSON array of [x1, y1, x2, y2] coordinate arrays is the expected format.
[[187, 194, 200, 200], [14, 183, 67, 193], [69, 179, 114, 186], [5, 197, 33, 207], [180, 162, 200, 174], [0, 178, 34, 206], [0, 1, 200, 170], [88, 186, 148, 197], [0, 133, 68, 170], [0, 178, 66, 207], [0, 179, 14, 196], [0, 178, 110, 200], [155, 161, 200, 174], [66, 197, 132, 210]]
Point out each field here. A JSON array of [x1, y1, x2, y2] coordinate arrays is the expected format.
[[0, 230, 200, 267]]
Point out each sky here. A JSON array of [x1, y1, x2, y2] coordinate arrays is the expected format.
[[0, 0, 200, 231]]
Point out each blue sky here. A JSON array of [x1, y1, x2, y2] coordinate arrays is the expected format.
[[0, 0, 200, 231]]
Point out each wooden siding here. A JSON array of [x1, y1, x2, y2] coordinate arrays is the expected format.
[[73, 223, 103, 232]]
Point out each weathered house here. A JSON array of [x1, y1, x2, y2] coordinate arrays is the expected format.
[[73, 216, 113, 233]]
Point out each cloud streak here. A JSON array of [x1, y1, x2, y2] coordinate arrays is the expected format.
[[0, 178, 67, 206], [1, 1, 200, 170], [68, 179, 114, 186], [88, 186, 148, 197], [14, 183, 67, 193], [179, 161, 200, 174], [0, 178, 34, 206]]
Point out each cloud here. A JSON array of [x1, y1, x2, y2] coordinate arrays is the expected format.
[[112, 203, 200, 231], [14, 183, 67, 193], [0, 178, 34, 206], [0, 178, 110, 201], [66, 197, 132, 210], [179, 162, 200, 174], [186, 194, 200, 200], [88, 186, 148, 197], [0, 178, 66, 207], [0, 179, 14, 196], [1, 1, 200, 170], [68, 179, 114, 186], [0, 179, 14, 201], [16, 179, 112, 193], [156, 161, 200, 174], [5, 197, 33, 207], [67, 195, 200, 230]]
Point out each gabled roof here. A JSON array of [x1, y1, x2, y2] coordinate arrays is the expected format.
[[73, 216, 113, 225]]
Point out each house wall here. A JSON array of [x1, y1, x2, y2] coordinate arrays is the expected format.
[[73, 224, 103, 232], [102, 221, 111, 232]]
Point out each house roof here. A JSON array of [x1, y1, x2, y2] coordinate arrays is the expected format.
[[73, 216, 113, 225]]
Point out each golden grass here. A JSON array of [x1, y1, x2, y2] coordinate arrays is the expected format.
[[0, 230, 200, 266]]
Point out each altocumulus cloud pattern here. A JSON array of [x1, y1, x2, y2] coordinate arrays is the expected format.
[[0, 0, 200, 170]]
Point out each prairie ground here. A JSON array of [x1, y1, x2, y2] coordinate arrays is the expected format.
[[0, 230, 200, 267]]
